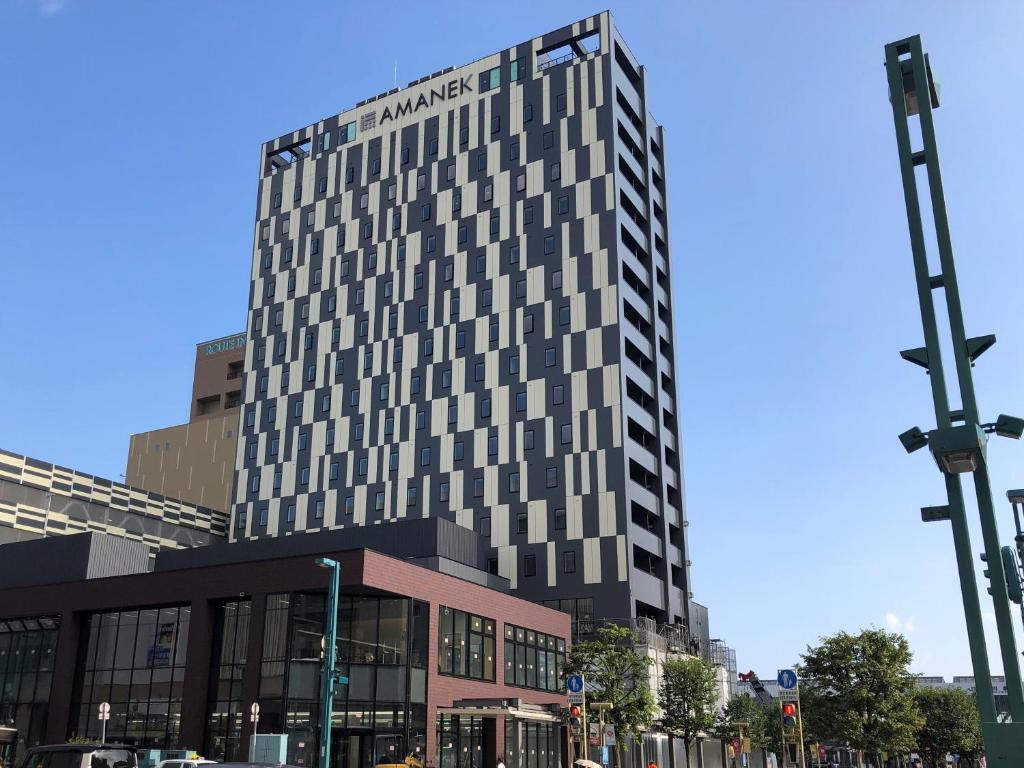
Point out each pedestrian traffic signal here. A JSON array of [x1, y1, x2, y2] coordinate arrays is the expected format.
[[782, 703, 797, 729], [568, 705, 581, 729]]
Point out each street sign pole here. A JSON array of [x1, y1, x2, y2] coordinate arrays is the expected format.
[[250, 702, 260, 737], [98, 702, 110, 744]]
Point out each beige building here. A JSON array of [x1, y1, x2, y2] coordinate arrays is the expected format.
[[125, 332, 244, 512]]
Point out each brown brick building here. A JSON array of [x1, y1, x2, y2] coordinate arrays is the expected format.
[[125, 333, 245, 512], [0, 519, 568, 768]]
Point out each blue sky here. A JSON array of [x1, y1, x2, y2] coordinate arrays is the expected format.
[[2, 0, 1023, 681]]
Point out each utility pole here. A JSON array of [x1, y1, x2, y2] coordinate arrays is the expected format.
[[884, 35, 1024, 764]]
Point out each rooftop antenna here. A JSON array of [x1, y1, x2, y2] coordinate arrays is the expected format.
[[393, 60, 398, 89]]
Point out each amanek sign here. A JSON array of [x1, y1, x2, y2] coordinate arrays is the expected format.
[[379, 76, 474, 125]]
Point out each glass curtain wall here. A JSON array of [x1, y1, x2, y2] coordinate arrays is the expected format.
[[205, 600, 251, 761], [502, 626, 565, 692], [0, 617, 59, 758], [437, 715, 483, 768], [257, 593, 428, 768], [71, 607, 190, 748], [504, 720, 559, 768]]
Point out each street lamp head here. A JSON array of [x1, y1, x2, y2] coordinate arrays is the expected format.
[[994, 414, 1024, 440], [1008, 489, 1024, 506], [927, 425, 987, 475], [315, 557, 339, 569], [899, 426, 929, 454]]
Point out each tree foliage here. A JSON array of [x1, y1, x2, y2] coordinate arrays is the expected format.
[[563, 624, 657, 745], [914, 687, 981, 767], [659, 655, 719, 749], [715, 693, 770, 749], [798, 629, 923, 761]]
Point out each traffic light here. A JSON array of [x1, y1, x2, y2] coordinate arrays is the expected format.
[[782, 703, 797, 729], [568, 705, 582, 732], [1002, 546, 1023, 604]]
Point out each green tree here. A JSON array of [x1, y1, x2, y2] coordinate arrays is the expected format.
[[563, 624, 656, 766], [798, 629, 923, 767], [659, 655, 719, 757], [715, 693, 769, 750], [914, 687, 981, 768]]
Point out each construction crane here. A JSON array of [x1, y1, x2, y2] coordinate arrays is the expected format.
[[738, 670, 774, 708]]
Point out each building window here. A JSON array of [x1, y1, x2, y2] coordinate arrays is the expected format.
[[545, 347, 556, 367], [72, 607, 191, 749], [509, 472, 520, 493], [477, 152, 487, 172], [554, 507, 566, 530], [516, 173, 526, 193], [460, 126, 470, 146], [524, 205, 534, 225], [286, 504, 296, 523], [420, 447, 432, 466], [559, 305, 570, 326], [371, 157, 381, 175], [551, 162, 561, 182], [454, 441, 464, 461], [546, 467, 558, 488], [523, 103, 533, 123], [429, 137, 439, 156], [561, 423, 572, 445], [510, 244, 519, 263], [491, 115, 501, 135], [315, 500, 325, 519], [563, 551, 576, 574], [439, 607, 496, 681], [407, 486, 418, 507], [402, 146, 410, 164], [479, 66, 500, 92], [523, 555, 536, 578], [345, 496, 354, 515], [556, 92, 566, 112], [504, 624, 565, 691], [515, 392, 527, 412], [439, 481, 450, 502], [552, 384, 564, 405], [481, 398, 491, 419], [523, 313, 535, 334], [474, 477, 484, 498], [510, 57, 526, 82]]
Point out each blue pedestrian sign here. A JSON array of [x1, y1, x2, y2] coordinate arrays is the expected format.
[[567, 674, 584, 693], [777, 669, 797, 689]]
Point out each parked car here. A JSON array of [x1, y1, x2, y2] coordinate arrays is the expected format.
[[156, 760, 216, 768], [17, 744, 137, 768]]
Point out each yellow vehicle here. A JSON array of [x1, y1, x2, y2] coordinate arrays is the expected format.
[[373, 753, 424, 768]]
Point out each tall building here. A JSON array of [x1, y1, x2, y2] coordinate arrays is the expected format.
[[126, 332, 245, 512], [235, 12, 690, 630]]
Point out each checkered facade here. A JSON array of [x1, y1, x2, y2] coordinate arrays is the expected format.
[[234, 12, 690, 627]]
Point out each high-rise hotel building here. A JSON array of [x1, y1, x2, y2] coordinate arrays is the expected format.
[[234, 12, 691, 630]]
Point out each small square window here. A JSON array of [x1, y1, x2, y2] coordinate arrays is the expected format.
[[484, 183, 493, 202], [556, 92, 567, 112], [489, 215, 499, 236], [440, 481, 450, 502], [543, 131, 554, 150], [318, 177, 328, 194], [481, 398, 492, 418], [360, 192, 369, 209], [553, 384, 564, 405], [524, 206, 534, 225], [516, 173, 525, 193], [421, 202, 432, 221], [442, 369, 452, 388], [460, 126, 469, 145], [407, 486, 418, 507], [524, 429, 535, 451], [429, 137, 438, 155], [515, 392, 526, 412], [447, 163, 456, 181], [358, 457, 368, 476], [545, 347, 556, 367], [475, 362, 485, 382], [488, 435, 498, 456], [551, 162, 561, 182], [417, 411, 426, 430], [444, 263, 454, 282], [477, 153, 487, 172], [544, 236, 555, 255], [561, 423, 572, 444], [510, 244, 520, 263], [449, 404, 458, 424], [420, 447, 432, 466], [346, 166, 354, 184], [491, 115, 501, 135], [509, 142, 519, 161], [481, 516, 491, 537], [415, 271, 424, 289], [375, 491, 385, 511], [554, 507, 566, 530], [454, 441, 465, 461], [427, 236, 436, 253], [551, 270, 562, 290], [559, 305, 571, 326], [457, 329, 466, 347], [345, 496, 354, 515], [272, 191, 282, 208], [489, 320, 499, 342], [546, 467, 558, 488], [482, 288, 492, 307], [516, 279, 526, 299], [474, 477, 484, 497], [330, 462, 339, 481], [286, 504, 296, 523], [371, 157, 381, 175], [524, 313, 535, 334], [417, 173, 426, 191], [411, 375, 421, 394], [402, 146, 410, 164], [524, 103, 533, 123], [509, 472, 520, 493], [558, 195, 569, 215], [458, 224, 468, 244], [509, 355, 519, 375], [363, 220, 373, 239]]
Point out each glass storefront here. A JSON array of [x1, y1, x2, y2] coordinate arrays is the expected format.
[[437, 715, 483, 768], [438, 608, 495, 681], [70, 606, 190, 748], [259, 593, 429, 768], [205, 600, 251, 761], [504, 720, 560, 768], [0, 616, 59, 758]]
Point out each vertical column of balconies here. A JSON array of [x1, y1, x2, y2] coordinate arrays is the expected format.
[[608, 26, 689, 628]]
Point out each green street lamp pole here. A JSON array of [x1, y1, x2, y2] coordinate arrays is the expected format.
[[316, 557, 348, 768], [884, 35, 1024, 763]]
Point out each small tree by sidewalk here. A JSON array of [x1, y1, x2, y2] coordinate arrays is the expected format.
[[659, 655, 719, 764]]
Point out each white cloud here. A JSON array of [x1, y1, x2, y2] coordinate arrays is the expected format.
[[886, 612, 916, 634]]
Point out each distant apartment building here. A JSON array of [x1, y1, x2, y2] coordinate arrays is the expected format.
[[918, 674, 1011, 717], [125, 332, 245, 511], [234, 11, 692, 633], [0, 449, 227, 557]]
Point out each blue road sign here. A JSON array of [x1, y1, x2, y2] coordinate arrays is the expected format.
[[567, 674, 584, 693], [777, 669, 797, 689]]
